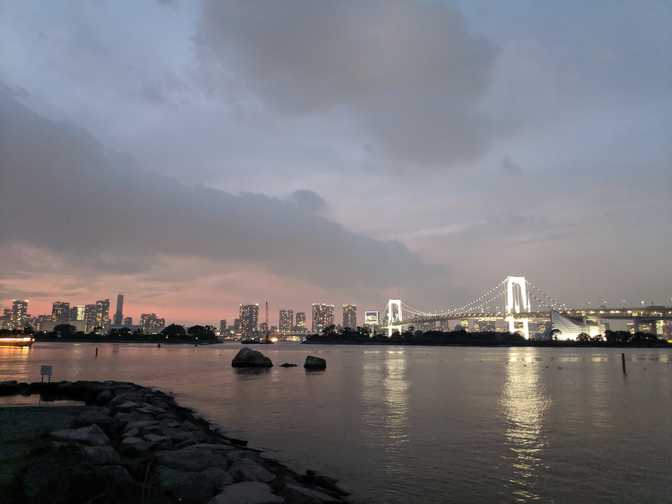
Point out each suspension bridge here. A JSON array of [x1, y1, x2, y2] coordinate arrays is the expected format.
[[375, 276, 672, 339]]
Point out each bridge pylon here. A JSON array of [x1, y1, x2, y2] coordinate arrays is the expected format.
[[385, 299, 403, 337], [504, 276, 531, 338]]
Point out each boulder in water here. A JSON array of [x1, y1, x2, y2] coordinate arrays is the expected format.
[[231, 347, 273, 368], [304, 356, 326, 370]]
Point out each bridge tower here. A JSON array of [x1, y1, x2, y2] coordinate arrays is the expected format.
[[385, 299, 403, 337], [505, 276, 531, 338]]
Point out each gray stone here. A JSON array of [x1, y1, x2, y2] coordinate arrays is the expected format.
[[304, 356, 327, 370], [120, 436, 150, 455], [125, 419, 159, 432], [82, 445, 121, 465], [285, 484, 341, 503], [229, 458, 275, 483], [51, 424, 110, 446], [71, 409, 113, 430], [156, 445, 230, 471], [231, 347, 273, 368], [144, 433, 172, 448], [209, 482, 284, 504], [203, 467, 235, 491], [157, 466, 218, 504], [115, 400, 140, 411]]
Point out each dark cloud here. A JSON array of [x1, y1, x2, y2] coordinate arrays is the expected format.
[[0, 89, 443, 291], [197, 0, 497, 166]]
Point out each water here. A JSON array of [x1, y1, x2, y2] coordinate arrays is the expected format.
[[1, 343, 670, 503]]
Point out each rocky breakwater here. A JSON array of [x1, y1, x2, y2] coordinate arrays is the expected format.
[[0, 380, 349, 504]]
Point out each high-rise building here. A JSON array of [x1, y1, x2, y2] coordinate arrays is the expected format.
[[95, 299, 110, 332], [11, 299, 29, 329], [140, 313, 165, 334], [279, 309, 294, 333], [83, 304, 97, 332], [233, 318, 241, 334], [342, 304, 357, 329], [0, 308, 12, 330], [113, 294, 124, 326], [123, 316, 133, 327], [219, 319, 227, 335], [74, 305, 85, 321], [239, 304, 259, 339], [52, 301, 70, 323], [311, 304, 335, 333], [295, 312, 306, 331]]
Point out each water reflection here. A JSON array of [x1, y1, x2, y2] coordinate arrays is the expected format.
[[0, 346, 32, 381], [501, 349, 551, 502], [383, 350, 409, 445]]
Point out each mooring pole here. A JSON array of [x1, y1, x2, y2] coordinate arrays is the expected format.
[[621, 353, 627, 375]]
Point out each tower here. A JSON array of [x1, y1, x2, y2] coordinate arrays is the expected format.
[[385, 299, 403, 337], [504, 276, 531, 338]]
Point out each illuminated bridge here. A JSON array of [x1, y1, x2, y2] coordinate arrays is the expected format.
[[376, 276, 672, 339]]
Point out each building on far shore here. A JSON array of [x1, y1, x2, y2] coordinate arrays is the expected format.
[[312, 304, 334, 333], [279, 309, 294, 333], [140, 313, 165, 334], [239, 305, 259, 339], [342, 304, 357, 329]]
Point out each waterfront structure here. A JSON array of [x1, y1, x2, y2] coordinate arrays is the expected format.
[[113, 294, 124, 326], [342, 304, 357, 329], [279, 309, 294, 333], [239, 304, 259, 339], [95, 299, 110, 332], [140, 313, 165, 334], [51, 301, 70, 323], [84, 304, 97, 333], [312, 303, 335, 333], [11, 299, 29, 329], [295, 312, 306, 331]]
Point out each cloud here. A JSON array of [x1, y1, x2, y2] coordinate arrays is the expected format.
[[0, 89, 444, 294], [196, 0, 497, 166]]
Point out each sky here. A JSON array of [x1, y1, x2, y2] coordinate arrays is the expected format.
[[1, 0, 671, 325]]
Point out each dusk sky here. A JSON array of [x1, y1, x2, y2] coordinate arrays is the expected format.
[[1, 0, 671, 324]]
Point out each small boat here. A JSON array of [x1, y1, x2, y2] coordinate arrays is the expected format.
[[0, 335, 35, 347]]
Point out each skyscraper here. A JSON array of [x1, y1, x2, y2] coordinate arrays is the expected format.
[[219, 319, 227, 335], [311, 304, 335, 333], [113, 294, 124, 326], [342, 304, 357, 329], [295, 312, 306, 331], [11, 299, 29, 329], [84, 304, 97, 332], [239, 304, 259, 339], [140, 313, 165, 334], [123, 316, 133, 327], [51, 301, 70, 323], [95, 299, 110, 332], [279, 309, 294, 333]]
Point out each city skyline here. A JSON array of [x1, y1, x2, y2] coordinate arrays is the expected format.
[[1, 1, 670, 326]]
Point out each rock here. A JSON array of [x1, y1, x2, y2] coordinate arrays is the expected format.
[[157, 466, 218, 504], [304, 356, 327, 370], [96, 388, 113, 404], [231, 347, 273, 368], [125, 419, 159, 432], [279, 363, 298, 368], [71, 408, 113, 430], [229, 457, 275, 483], [51, 424, 110, 446], [120, 436, 151, 455], [114, 400, 140, 411], [82, 445, 121, 465], [285, 484, 341, 503], [144, 433, 172, 449], [156, 445, 230, 472], [203, 467, 235, 491], [209, 482, 284, 504]]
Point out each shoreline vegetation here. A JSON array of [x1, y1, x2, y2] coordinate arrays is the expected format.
[[0, 380, 351, 504], [1, 325, 669, 348]]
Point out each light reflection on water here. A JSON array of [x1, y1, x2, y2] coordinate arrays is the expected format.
[[501, 349, 551, 502], [1, 343, 671, 503]]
